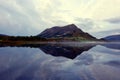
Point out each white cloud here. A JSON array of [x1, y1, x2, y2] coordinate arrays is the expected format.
[[0, 0, 120, 37]]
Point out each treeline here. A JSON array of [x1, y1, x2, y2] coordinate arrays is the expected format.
[[0, 36, 47, 41]]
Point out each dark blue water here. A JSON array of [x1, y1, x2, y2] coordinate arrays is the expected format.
[[0, 43, 120, 80]]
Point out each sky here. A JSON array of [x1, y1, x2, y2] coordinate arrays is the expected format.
[[0, 0, 120, 38]]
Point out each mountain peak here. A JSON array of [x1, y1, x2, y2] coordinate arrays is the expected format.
[[63, 24, 77, 28], [61, 24, 79, 31]]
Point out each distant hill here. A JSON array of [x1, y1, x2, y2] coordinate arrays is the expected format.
[[102, 34, 120, 41], [0, 34, 8, 37], [37, 24, 97, 41]]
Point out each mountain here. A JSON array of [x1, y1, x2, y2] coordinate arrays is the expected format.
[[37, 24, 96, 40], [0, 34, 8, 37], [102, 34, 120, 41]]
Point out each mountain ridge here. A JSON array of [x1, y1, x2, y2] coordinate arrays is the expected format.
[[0, 34, 8, 36], [102, 34, 120, 41]]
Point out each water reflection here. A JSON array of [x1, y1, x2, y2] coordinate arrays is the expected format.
[[102, 43, 120, 50], [0, 42, 97, 59], [0, 42, 120, 80], [39, 44, 96, 59]]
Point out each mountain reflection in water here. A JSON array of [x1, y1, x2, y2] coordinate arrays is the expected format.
[[39, 44, 95, 59], [0, 42, 120, 80], [0, 42, 98, 59]]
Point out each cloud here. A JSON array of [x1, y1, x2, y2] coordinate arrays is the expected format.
[[105, 17, 120, 24], [0, 0, 120, 37], [0, 0, 49, 36], [92, 29, 120, 38], [74, 18, 120, 38], [75, 18, 95, 31], [75, 18, 119, 32]]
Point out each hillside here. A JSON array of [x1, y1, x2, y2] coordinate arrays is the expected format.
[[37, 24, 97, 41], [102, 34, 120, 41]]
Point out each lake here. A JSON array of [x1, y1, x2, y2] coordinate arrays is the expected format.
[[0, 42, 120, 80]]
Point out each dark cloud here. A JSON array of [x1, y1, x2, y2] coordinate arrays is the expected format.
[[106, 17, 120, 24]]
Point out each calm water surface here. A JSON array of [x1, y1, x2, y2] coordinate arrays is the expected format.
[[0, 42, 120, 80]]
